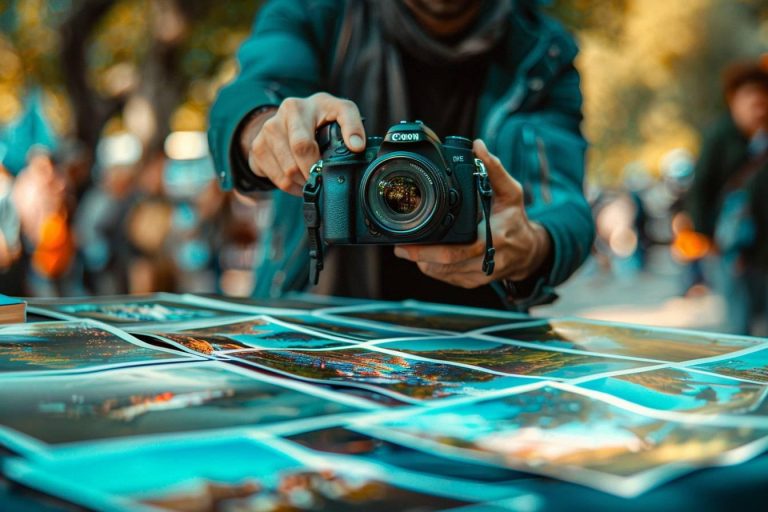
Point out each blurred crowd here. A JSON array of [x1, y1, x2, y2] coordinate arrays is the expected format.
[[3, 56, 768, 337], [589, 59, 768, 336], [0, 93, 271, 299]]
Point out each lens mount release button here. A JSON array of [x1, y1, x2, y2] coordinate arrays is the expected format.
[[449, 189, 459, 206], [443, 213, 455, 227]]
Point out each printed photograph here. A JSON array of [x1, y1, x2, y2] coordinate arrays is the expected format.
[[0, 320, 192, 375], [355, 385, 768, 495], [692, 348, 768, 384], [484, 320, 764, 363], [29, 294, 238, 326], [140, 317, 360, 354], [186, 292, 370, 311], [6, 435, 474, 512], [288, 427, 527, 484], [271, 314, 430, 341], [578, 367, 768, 416], [373, 337, 653, 379], [0, 362, 363, 446], [329, 304, 530, 333], [227, 346, 537, 402]]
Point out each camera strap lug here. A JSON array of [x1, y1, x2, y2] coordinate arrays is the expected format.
[[474, 158, 495, 276], [303, 160, 324, 285]]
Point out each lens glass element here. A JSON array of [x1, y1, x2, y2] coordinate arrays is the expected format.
[[379, 175, 422, 214], [363, 155, 445, 236]]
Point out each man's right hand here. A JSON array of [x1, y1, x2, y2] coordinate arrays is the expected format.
[[239, 92, 366, 196]]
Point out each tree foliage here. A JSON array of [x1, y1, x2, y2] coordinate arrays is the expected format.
[[1, 0, 767, 181]]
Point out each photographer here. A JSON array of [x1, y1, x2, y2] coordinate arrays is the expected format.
[[208, 0, 594, 310]]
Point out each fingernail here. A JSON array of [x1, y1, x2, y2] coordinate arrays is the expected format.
[[349, 135, 364, 149]]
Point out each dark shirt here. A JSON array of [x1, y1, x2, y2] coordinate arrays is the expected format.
[[373, 47, 506, 309]]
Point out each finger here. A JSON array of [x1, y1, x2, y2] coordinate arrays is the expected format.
[[251, 141, 302, 196], [395, 241, 485, 265], [284, 104, 321, 178], [473, 139, 523, 204], [421, 255, 487, 276], [417, 261, 487, 289], [315, 94, 366, 152], [263, 124, 306, 190]]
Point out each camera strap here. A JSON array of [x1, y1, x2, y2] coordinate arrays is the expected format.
[[303, 161, 324, 285], [474, 158, 496, 276]]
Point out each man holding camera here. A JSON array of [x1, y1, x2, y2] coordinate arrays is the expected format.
[[208, 0, 594, 311]]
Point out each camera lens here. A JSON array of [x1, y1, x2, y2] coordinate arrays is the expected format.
[[379, 176, 422, 214], [361, 153, 450, 239]]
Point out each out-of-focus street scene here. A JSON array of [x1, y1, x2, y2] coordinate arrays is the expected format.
[[1, 0, 768, 335]]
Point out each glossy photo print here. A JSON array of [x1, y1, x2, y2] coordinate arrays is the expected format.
[[320, 301, 531, 334], [225, 345, 541, 403], [353, 383, 768, 497], [481, 319, 765, 363], [691, 347, 768, 383], [28, 293, 242, 327], [287, 427, 530, 485], [182, 292, 372, 312], [268, 313, 431, 341], [371, 336, 654, 379], [577, 367, 768, 416], [0, 361, 370, 453], [0, 320, 196, 377], [135, 316, 363, 354], [5, 434, 489, 512]]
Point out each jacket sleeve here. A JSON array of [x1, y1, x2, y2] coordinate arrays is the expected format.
[[492, 62, 595, 306], [207, 0, 329, 192]]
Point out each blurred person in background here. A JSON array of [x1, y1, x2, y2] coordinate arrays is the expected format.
[[75, 133, 142, 295], [686, 60, 768, 335], [11, 147, 76, 296], [0, 146, 24, 295]]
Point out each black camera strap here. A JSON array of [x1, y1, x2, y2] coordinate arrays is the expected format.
[[474, 158, 496, 276], [303, 161, 324, 285]]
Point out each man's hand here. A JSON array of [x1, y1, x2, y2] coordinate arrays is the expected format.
[[239, 92, 366, 196], [394, 139, 551, 288]]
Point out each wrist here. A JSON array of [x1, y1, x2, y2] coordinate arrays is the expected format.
[[527, 221, 552, 279], [238, 106, 278, 177]]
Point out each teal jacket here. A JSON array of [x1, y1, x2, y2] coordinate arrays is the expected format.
[[208, 0, 594, 307]]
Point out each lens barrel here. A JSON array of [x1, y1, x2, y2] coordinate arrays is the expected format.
[[360, 152, 450, 240]]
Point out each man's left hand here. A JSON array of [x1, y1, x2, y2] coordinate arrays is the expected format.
[[394, 139, 551, 289]]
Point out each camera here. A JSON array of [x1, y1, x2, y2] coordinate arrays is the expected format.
[[303, 120, 494, 283]]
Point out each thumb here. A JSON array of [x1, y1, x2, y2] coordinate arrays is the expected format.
[[473, 139, 524, 204]]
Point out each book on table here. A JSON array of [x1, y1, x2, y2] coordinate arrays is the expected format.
[[0, 294, 26, 324]]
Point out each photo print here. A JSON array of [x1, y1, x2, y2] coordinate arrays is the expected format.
[[225, 345, 541, 403], [352, 383, 768, 497], [370, 336, 655, 380], [690, 346, 768, 384], [134, 316, 363, 355], [4, 433, 501, 512], [28, 293, 244, 327], [577, 367, 768, 417], [481, 319, 765, 363], [319, 301, 531, 334], [0, 361, 371, 453], [0, 320, 196, 377]]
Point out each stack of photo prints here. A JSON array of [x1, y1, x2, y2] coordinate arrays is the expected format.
[[2, 292, 768, 510]]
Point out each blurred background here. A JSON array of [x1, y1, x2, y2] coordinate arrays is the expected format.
[[1, 0, 768, 333]]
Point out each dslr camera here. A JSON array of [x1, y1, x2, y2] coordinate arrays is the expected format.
[[303, 120, 495, 283]]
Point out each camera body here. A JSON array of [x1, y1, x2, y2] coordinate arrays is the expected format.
[[317, 120, 480, 245]]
